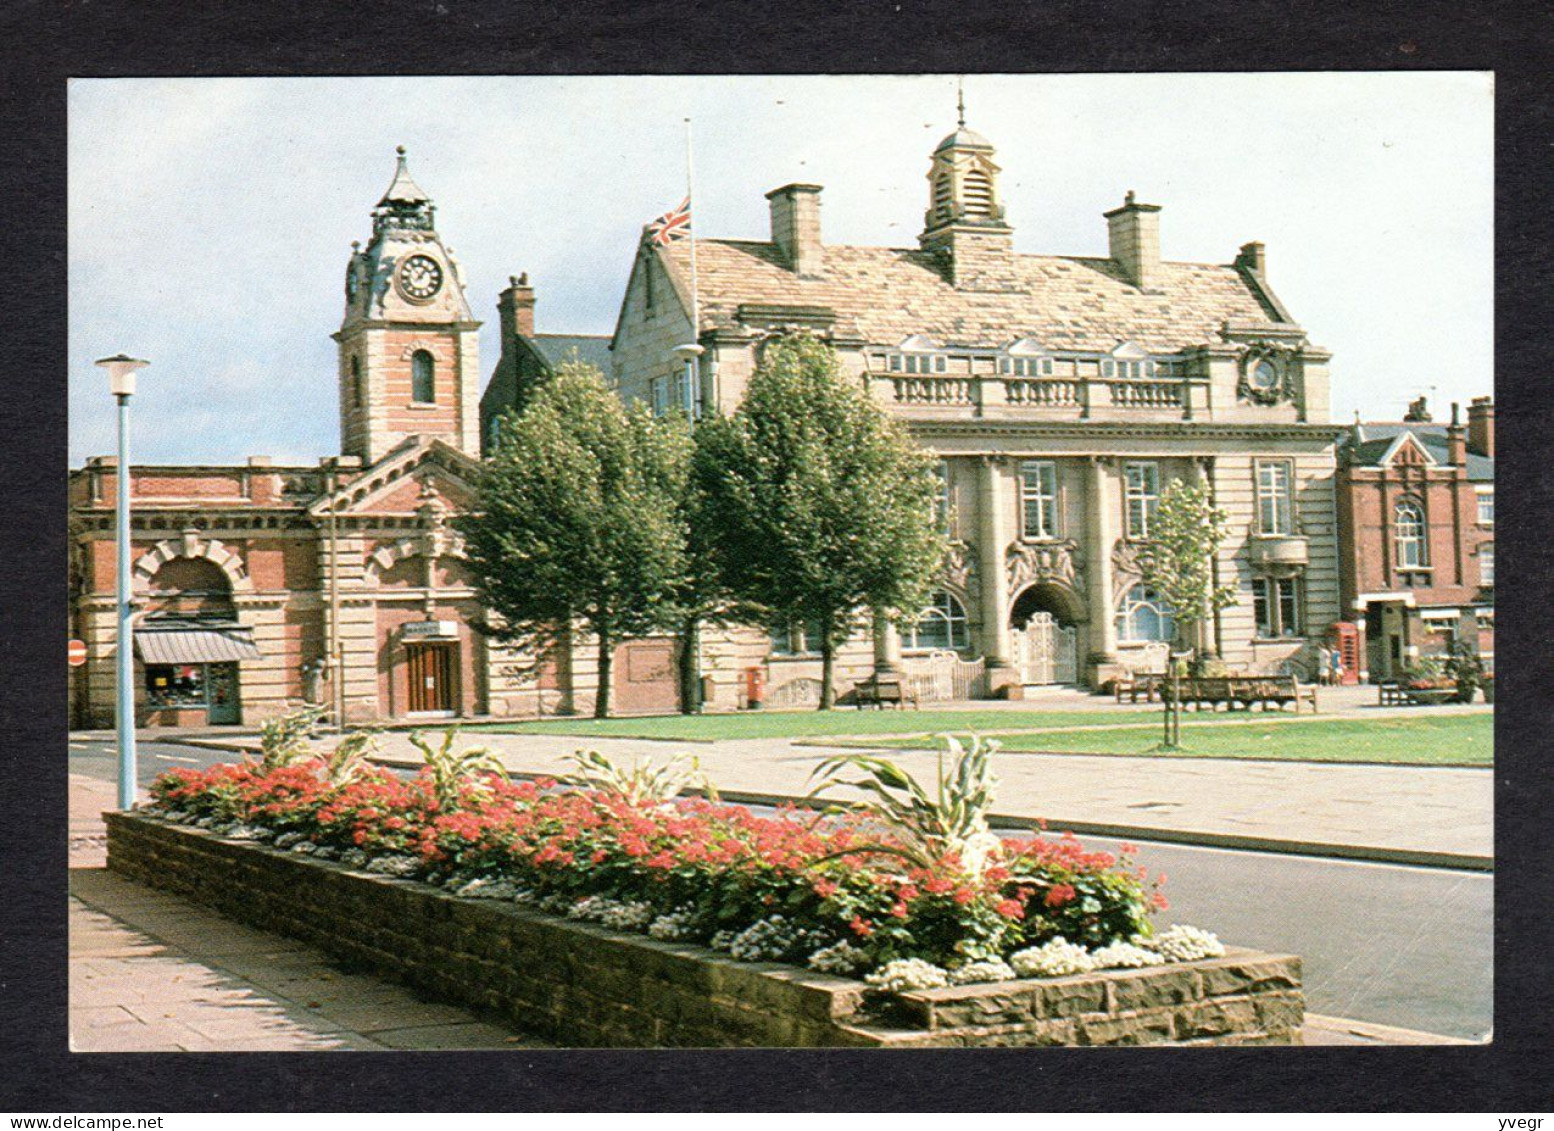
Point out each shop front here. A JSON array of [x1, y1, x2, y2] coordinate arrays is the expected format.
[[136, 621, 262, 726]]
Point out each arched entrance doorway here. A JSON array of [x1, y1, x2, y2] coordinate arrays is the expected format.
[[1010, 583, 1080, 685]]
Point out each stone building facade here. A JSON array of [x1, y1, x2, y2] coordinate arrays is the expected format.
[[69, 151, 547, 727], [608, 120, 1345, 706], [1335, 397, 1495, 680]]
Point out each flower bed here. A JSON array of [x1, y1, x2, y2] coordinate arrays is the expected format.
[[105, 812, 1304, 1047], [147, 756, 1166, 977]]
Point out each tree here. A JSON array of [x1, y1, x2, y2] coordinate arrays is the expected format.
[[693, 333, 948, 708], [1139, 477, 1238, 748], [1139, 477, 1238, 659], [459, 362, 692, 718]]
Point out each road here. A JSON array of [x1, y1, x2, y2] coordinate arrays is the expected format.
[[69, 737, 1491, 1041]]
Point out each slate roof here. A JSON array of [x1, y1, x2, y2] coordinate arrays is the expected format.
[[529, 334, 612, 373], [1342, 423, 1494, 482], [658, 238, 1288, 354]]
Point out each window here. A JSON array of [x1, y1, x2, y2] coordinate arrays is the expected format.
[[1476, 489, 1494, 526], [1115, 584, 1175, 644], [1124, 462, 1160, 539], [932, 461, 951, 534], [1253, 577, 1304, 638], [650, 375, 671, 417], [770, 619, 827, 656], [1481, 543, 1494, 587], [1394, 500, 1427, 568], [410, 350, 435, 404], [904, 590, 970, 652], [889, 353, 944, 375], [145, 663, 206, 708], [1255, 461, 1294, 536], [350, 356, 364, 409], [1020, 460, 1058, 539]]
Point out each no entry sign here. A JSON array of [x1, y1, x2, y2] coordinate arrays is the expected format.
[[68, 639, 88, 667]]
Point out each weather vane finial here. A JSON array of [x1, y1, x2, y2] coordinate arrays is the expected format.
[[957, 76, 966, 127]]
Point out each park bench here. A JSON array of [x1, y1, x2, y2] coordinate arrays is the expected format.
[[1161, 673, 1318, 714], [1113, 671, 1163, 704], [852, 675, 919, 710]]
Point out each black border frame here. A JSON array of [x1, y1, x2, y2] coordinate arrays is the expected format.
[[5, 0, 1551, 1112]]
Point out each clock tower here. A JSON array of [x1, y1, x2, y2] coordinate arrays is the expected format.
[[334, 147, 481, 464]]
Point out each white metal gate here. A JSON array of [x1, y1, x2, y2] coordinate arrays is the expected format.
[[901, 651, 988, 702], [1015, 613, 1077, 685]]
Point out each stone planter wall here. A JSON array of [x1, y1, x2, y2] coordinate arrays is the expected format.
[[106, 812, 1304, 1048]]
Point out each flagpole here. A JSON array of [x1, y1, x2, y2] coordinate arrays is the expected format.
[[685, 116, 700, 347]]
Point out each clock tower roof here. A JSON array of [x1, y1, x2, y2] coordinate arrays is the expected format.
[[377, 145, 432, 208]]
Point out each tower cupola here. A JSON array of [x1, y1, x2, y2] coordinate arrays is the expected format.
[[917, 90, 1017, 291]]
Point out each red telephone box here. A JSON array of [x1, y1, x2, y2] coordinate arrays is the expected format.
[[1329, 622, 1360, 685]]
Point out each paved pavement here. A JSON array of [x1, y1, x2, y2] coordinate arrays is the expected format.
[[69, 774, 549, 1052]]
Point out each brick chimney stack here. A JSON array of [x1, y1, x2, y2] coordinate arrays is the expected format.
[[1235, 241, 1267, 276], [1105, 191, 1163, 292], [497, 274, 536, 343], [766, 184, 824, 277], [1467, 396, 1495, 458], [1446, 402, 1467, 467]]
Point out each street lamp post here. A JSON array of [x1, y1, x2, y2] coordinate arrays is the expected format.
[[672, 342, 705, 714], [97, 354, 149, 810]]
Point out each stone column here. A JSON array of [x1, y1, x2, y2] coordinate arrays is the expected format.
[[977, 457, 1016, 689], [872, 611, 902, 676], [1085, 457, 1120, 679]]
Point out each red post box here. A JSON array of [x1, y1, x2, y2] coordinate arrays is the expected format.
[[744, 665, 766, 710]]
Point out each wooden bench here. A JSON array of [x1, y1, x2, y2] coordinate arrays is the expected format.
[[852, 676, 919, 710], [1113, 672, 1163, 704], [1161, 674, 1318, 713], [1377, 681, 1408, 706]]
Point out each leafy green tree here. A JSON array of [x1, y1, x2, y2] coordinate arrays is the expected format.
[[459, 362, 692, 718], [1139, 477, 1238, 660], [693, 334, 948, 708]]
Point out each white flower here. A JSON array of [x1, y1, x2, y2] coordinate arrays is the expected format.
[[222, 823, 266, 841], [807, 941, 870, 976], [1009, 937, 1097, 978], [273, 831, 305, 849], [1089, 941, 1165, 969], [865, 958, 950, 993], [289, 841, 319, 855], [340, 848, 369, 868], [708, 930, 736, 952], [729, 915, 824, 963], [948, 959, 1016, 985], [648, 909, 700, 942], [565, 896, 655, 930], [1145, 924, 1226, 963]]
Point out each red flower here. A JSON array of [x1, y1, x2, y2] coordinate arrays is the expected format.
[[1044, 883, 1077, 908], [813, 878, 838, 899], [952, 887, 975, 905], [995, 898, 1026, 920], [890, 901, 909, 919], [849, 915, 874, 938]]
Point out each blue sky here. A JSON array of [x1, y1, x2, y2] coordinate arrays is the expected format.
[[68, 73, 1493, 466]]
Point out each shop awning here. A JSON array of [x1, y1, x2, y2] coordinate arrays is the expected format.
[[135, 626, 263, 665]]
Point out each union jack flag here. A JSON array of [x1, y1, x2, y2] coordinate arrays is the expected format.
[[646, 196, 692, 245]]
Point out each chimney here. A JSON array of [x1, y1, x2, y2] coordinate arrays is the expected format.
[[766, 184, 824, 277], [1104, 191, 1163, 292], [497, 273, 536, 343], [1467, 396, 1495, 458], [1446, 402, 1467, 467], [1235, 241, 1267, 276]]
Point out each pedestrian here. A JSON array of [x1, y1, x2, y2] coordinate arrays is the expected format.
[[1330, 647, 1343, 686], [1315, 645, 1332, 685]]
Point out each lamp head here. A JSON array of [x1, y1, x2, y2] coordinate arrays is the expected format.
[[96, 354, 149, 397], [673, 342, 705, 360]]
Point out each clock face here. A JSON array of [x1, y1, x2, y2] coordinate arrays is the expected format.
[[397, 255, 443, 301], [1251, 360, 1279, 390]]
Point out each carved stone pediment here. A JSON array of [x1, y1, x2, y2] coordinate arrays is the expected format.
[[1006, 540, 1082, 595], [1233, 341, 1300, 406]]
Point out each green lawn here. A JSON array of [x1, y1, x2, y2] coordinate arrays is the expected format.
[[467, 707, 1167, 741], [848, 713, 1493, 766]]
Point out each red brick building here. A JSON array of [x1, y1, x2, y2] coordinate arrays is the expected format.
[[1335, 397, 1494, 680], [68, 151, 544, 728]]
